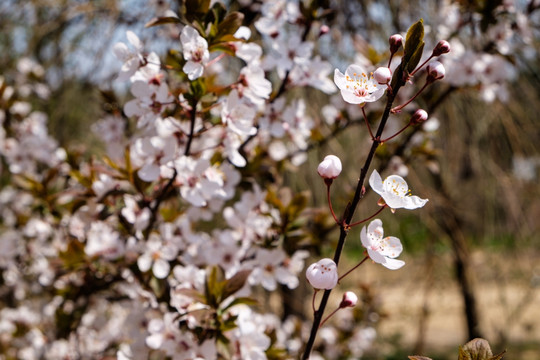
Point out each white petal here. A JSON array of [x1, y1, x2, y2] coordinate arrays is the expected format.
[[403, 195, 429, 209], [183, 61, 204, 80], [113, 42, 130, 61], [333, 69, 347, 89], [126, 31, 143, 51], [360, 225, 370, 248], [367, 248, 386, 264], [340, 90, 364, 104], [145, 333, 164, 349], [367, 219, 384, 238], [153, 259, 171, 279], [381, 258, 405, 270], [137, 254, 152, 272], [138, 163, 160, 182], [345, 64, 367, 78], [379, 236, 403, 258], [369, 170, 384, 195]]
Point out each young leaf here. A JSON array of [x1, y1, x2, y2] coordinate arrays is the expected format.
[[222, 269, 252, 300], [403, 19, 425, 69], [217, 12, 244, 39], [145, 16, 183, 28], [408, 356, 432, 360]]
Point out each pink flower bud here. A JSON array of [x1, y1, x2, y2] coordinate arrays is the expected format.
[[339, 291, 358, 308], [306, 258, 338, 290], [410, 109, 428, 125], [317, 155, 342, 180], [389, 34, 403, 53], [426, 61, 445, 82], [319, 24, 330, 37], [373, 67, 392, 84], [432, 40, 451, 56]]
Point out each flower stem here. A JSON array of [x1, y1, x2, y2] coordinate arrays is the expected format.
[[380, 122, 412, 143], [391, 80, 429, 113], [326, 183, 340, 224], [348, 205, 387, 228], [338, 255, 369, 282], [410, 54, 434, 77], [319, 307, 340, 328], [362, 106, 375, 140]]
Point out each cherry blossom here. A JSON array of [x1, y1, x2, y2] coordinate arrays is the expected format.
[[113, 31, 144, 81], [306, 258, 339, 290], [369, 169, 428, 210], [318, 155, 342, 180], [360, 219, 405, 270], [180, 26, 209, 80], [334, 64, 386, 104], [340, 291, 358, 308], [137, 233, 178, 279]]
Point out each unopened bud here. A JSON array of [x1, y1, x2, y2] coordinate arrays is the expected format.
[[389, 34, 403, 54], [426, 61, 445, 82], [319, 24, 330, 37], [317, 155, 342, 180], [410, 109, 428, 125], [432, 40, 451, 56], [339, 291, 358, 308], [306, 258, 339, 290], [373, 67, 392, 84]]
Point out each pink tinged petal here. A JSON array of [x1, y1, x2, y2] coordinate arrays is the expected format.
[[378, 236, 403, 258], [369, 170, 384, 195], [367, 219, 384, 238], [183, 61, 204, 80], [153, 259, 171, 279], [124, 99, 141, 117], [137, 253, 153, 272], [131, 81, 151, 98]]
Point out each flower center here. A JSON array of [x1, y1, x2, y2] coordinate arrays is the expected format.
[[345, 72, 375, 98]]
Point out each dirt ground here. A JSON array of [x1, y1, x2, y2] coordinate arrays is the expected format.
[[350, 249, 540, 359]]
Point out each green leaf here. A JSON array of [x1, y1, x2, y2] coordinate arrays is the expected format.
[[217, 11, 244, 39], [190, 77, 206, 99], [145, 16, 183, 28], [222, 269, 252, 300], [185, 0, 211, 22], [403, 19, 425, 71], [406, 42, 425, 74]]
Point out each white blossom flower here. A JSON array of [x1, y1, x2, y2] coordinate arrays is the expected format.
[[222, 89, 257, 136], [317, 155, 342, 180], [180, 26, 209, 80], [137, 233, 178, 279], [113, 31, 144, 81], [360, 219, 405, 270], [305, 258, 338, 290], [334, 64, 386, 104], [369, 169, 428, 210]]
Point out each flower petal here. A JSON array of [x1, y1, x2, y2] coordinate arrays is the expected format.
[[369, 170, 384, 195], [379, 236, 403, 258], [381, 258, 405, 270], [402, 195, 429, 209], [334, 69, 347, 89]]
